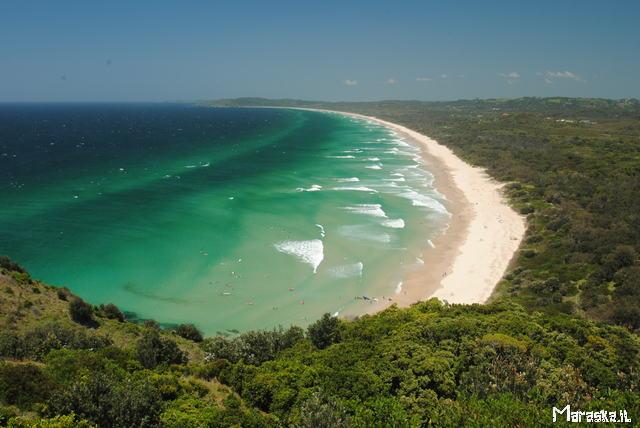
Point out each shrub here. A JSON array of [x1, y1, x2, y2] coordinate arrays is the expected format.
[[307, 313, 341, 350], [0, 332, 24, 359], [136, 330, 186, 369], [0, 256, 26, 274], [22, 323, 112, 360], [519, 205, 534, 215], [56, 289, 68, 301], [5, 413, 95, 427], [100, 303, 125, 322], [296, 393, 350, 428], [47, 371, 162, 428], [173, 324, 203, 342], [201, 326, 304, 365], [143, 319, 160, 330], [68, 298, 93, 325], [0, 362, 53, 409]]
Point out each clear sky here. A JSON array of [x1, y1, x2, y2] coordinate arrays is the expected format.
[[1, 0, 638, 102]]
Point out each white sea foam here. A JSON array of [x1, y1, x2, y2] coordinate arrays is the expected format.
[[398, 190, 448, 214], [331, 186, 378, 193], [328, 262, 364, 279], [339, 225, 391, 243], [427, 239, 435, 248], [342, 204, 387, 218], [365, 165, 382, 170], [296, 184, 322, 192], [334, 177, 360, 182], [382, 218, 405, 228], [316, 224, 325, 238], [392, 140, 412, 148], [395, 281, 403, 294], [274, 239, 324, 273], [365, 157, 381, 162], [326, 155, 355, 159]]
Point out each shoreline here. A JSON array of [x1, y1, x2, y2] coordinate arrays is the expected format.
[[289, 107, 526, 311]]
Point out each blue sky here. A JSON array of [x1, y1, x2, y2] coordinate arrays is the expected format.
[[1, 0, 638, 101]]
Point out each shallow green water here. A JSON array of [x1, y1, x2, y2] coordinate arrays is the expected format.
[[0, 104, 448, 334]]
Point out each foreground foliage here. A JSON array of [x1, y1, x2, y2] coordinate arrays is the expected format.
[[2, 259, 639, 426]]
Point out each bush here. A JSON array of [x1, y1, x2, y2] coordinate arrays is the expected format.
[[22, 323, 112, 360], [173, 324, 203, 342], [100, 303, 125, 322], [307, 313, 341, 350], [0, 256, 26, 274], [0, 362, 53, 409], [143, 319, 160, 330], [56, 289, 68, 301], [68, 298, 93, 325], [5, 413, 95, 427], [136, 330, 186, 369], [47, 371, 163, 428], [0, 332, 24, 359], [201, 326, 304, 365], [296, 393, 350, 428]]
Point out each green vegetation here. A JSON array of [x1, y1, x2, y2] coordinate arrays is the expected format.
[[173, 324, 204, 343], [3, 97, 640, 426]]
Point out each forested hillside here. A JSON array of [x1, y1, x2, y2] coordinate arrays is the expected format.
[[1, 259, 639, 426]]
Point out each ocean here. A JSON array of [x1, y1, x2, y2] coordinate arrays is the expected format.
[[0, 103, 448, 334]]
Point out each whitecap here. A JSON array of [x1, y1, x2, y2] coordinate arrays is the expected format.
[[395, 281, 403, 294], [328, 262, 364, 279], [365, 157, 381, 162], [326, 155, 355, 159], [334, 177, 360, 183], [316, 224, 325, 238], [398, 190, 448, 214], [427, 239, 435, 248], [274, 239, 324, 273], [296, 184, 322, 192], [392, 140, 411, 148], [331, 186, 378, 193], [365, 165, 382, 170], [382, 218, 405, 228], [339, 225, 391, 243], [342, 204, 387, 218]]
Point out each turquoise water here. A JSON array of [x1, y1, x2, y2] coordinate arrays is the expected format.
[[0, 104, 448, 334]]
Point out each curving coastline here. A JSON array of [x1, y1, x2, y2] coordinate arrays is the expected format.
[[291, 107, 526, 311]]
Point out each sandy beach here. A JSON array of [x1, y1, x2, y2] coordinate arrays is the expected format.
[[295, 108, 526, 310]]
